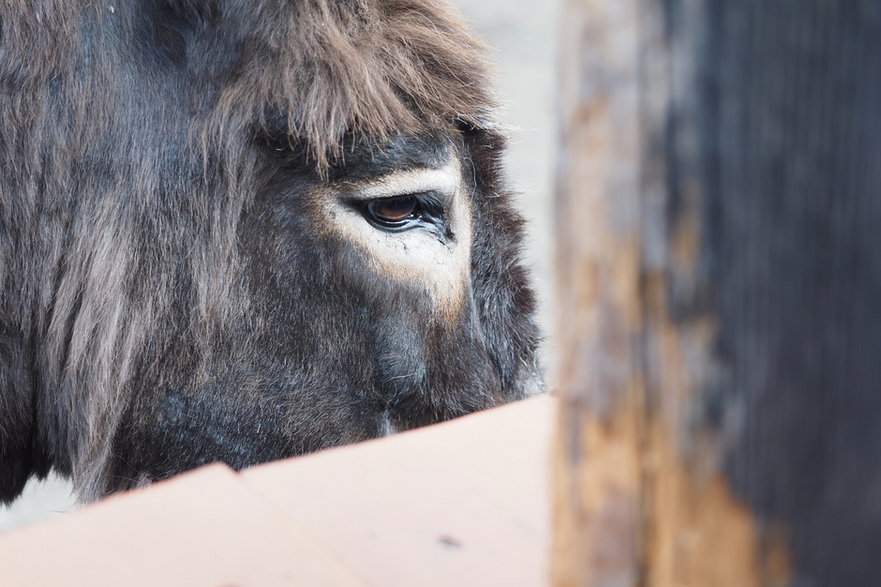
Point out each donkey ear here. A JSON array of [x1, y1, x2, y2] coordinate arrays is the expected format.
[[0, 330, 43, 504]]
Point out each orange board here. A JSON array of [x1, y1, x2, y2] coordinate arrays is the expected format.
[[0, 396, 554, 586]]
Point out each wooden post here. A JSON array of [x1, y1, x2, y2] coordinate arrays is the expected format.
[[553, 1, 881, 585]]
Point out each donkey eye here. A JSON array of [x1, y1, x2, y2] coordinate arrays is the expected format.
[[365, 196, 419, 228], [354, 190, 446, 235]]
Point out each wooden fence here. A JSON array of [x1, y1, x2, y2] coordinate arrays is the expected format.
[[553, 1, 881, 585]]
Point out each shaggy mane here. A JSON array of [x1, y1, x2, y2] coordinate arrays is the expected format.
[[212, 0, 498, 168]]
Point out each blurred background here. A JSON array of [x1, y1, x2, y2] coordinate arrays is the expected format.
[[0, 0, 561, 533], [455, 0, 560, 367]]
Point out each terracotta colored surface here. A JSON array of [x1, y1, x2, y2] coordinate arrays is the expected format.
[[243, 395, 554, 587], [0, 396, 553, 586], [0, 465, 361, 587]]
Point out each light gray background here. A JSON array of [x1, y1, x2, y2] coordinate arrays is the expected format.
[[0, 0, 559, 532]]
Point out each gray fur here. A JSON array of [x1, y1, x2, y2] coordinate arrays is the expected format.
[[0, 0, 542, 502]]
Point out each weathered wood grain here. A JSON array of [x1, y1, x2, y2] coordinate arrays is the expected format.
[[554, 2, 881, 585]]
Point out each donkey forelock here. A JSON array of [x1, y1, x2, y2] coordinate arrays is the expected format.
[[0, 0, 540, 502]]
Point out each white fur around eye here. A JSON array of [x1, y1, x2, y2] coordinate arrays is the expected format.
[[319, 159, 472, 314], [340, 165, 461, 201]]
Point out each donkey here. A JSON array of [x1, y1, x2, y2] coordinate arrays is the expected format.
[[0, 0, 542, 503]]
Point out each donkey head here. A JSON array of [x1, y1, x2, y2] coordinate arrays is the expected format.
[[0, 0, 541, 502]]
